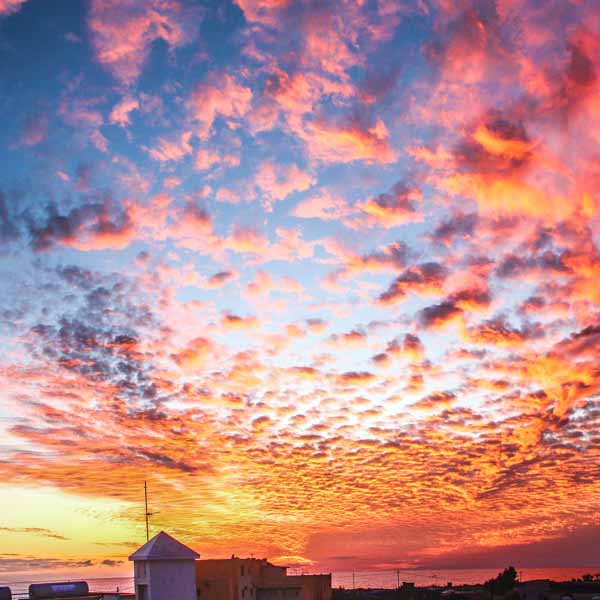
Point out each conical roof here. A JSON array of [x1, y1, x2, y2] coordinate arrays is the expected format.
[[129, 531, 200, 561]]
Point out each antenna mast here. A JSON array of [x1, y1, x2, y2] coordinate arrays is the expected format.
[[144, 480, 158, 541]]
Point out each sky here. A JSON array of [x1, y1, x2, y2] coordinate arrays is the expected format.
[[0, 0, 599, 582]]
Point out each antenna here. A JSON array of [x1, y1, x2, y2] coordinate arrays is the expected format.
[[144, 480, 158, 541]]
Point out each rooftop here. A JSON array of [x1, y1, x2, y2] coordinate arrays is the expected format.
[[129, 531, 200, 561]]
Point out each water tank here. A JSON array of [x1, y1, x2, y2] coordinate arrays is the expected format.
[[0, 586, 12, 600], [28, 581, 89, 599]]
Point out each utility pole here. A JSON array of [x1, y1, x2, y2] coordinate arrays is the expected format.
[[352, 572, 355, 590], [397, 570, 400, 589]]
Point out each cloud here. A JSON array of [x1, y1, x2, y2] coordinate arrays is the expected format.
[[0, 0, 27, 17], [204, 270, 236, 289], [88, 0, 198, 85], [109, 96, 139, 126], [0, 557, 95, 574], [3, 0, 600, 578], [419, 526, 600, 569], [0, 190, 22, 247], [147, 131, 193, 162], [358, 182, 423, 227], [172, 337, 215, 371], [0, 527, 68, 541], [16, 114, 48, 147], [300, 111, 396, 164], [378, 262, 447, 305], [464, 317, 544, 347], [255, 161, 315, 209], [28, 199, 137, 252], [418, 302, 463, 331], [189, 74, 253, 139], [412, 391, 456, 412], [291, 190, 349, 221], [431, 212, 478, 245]]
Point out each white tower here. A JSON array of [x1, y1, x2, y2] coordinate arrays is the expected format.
[[129, 531, 200, 600]]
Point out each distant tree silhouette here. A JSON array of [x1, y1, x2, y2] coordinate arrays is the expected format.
[[485, 567, 518, 595]]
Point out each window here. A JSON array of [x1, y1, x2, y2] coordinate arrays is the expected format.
[[137, 584, 147, 600]]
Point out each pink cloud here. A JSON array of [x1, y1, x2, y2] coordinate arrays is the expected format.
[[255, 161, 315, 209], [291, 189, 349, 220], [195, 148, 240, 171], [88, 0, 197, 85], [109, 96, 139, 126], [300, 114, 396, 164], [357, 183, 423, 227], [235, 0, 289, 26], [189, 74, 253, 139], [16, 114, 48, 147], [0, 0, 27, 16], [148, 131, 193, 162]]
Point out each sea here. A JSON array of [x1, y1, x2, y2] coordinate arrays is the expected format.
[[3, 567, 599, 599]]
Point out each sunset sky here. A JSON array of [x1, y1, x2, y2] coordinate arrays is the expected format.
[[1, 0, 600, 581]]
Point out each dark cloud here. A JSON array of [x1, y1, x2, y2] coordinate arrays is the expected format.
[[418, 525, 600, 569], [360, 181, 421, 223], [431, 212, 478, 245], [17, 114, 48, 147], [357, 63, 403, 105], [454, 111, 533, 176], [0, 190, 22, 247], [0, 527, 68, 541], [28, 197, 134, 252], [378, 262, 447, 304], [134, 449, 201, 474], [567, 41, 597, 93], [495, 251, 570, 279], [27, 268, 157, 402], [419, 301, 462, 330], [101, 559, 123, 566], [467, 316, 545, 346], [206, 270, 235, 287], [0, 557, 96, 573], [412, 391, 456, 410], [556, 323, 600, 357]]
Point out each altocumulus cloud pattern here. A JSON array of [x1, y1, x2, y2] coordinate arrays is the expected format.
[[0, 0, 599, 577]]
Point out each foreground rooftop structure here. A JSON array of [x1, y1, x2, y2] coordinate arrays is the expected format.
[[127, 532, 331, 600]]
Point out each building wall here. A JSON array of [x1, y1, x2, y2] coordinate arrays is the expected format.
[[196, 559, 331, 600], [133, 559, 196, 600], [257, 587, 301, 600], [285, 575, 332, 600], [196, 558, 285, 600], [197, 577, 233, 600], [196, 559, 256, 600]]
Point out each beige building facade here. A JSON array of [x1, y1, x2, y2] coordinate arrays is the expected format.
[[196, 558, 331, 600]]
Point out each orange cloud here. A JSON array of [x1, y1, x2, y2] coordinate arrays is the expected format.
[[172, 337, 215, 371], [300, 114, 396, 164], [358, 183, 423, 227]]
